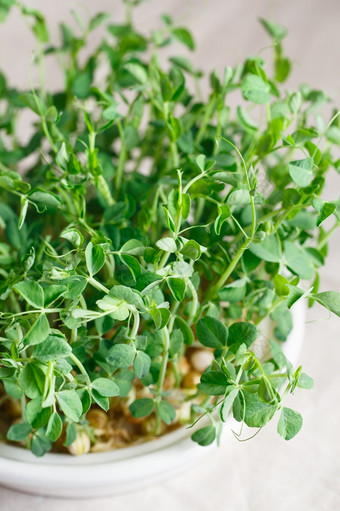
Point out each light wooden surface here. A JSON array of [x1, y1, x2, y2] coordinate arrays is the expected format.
[[1, 1, 340, 509]]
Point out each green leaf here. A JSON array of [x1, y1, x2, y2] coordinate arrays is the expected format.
[[33, 334, 72, 361], [124, 62, 148, 85], [57, 390, 83, 422], [326, 125, 340, 145], [61, 227, 83, 247], [169, 328, 183, 357], [297, 372, 314, 389], [65, 276, 87, 300], [180, 240, 202, 260], [277, 407, 303, 440], [169, 56, 195, 75], [168, 277, 186, 301], [133, 350, 151, 378], [260, 18, 287, 41], [85, 242, 105, 276], [18, 363, 45, 399], [120, 239, 145, 255], [46, 412, 63, 442], [214, 204, 231, 235], [273, 274, 290, 297], [227, 189, 250, 206], [120, 253, 142, 280], [77, 388, 91, 415], [228, 321, 257, 353], [22, 314, 50, 346], [107, 343, 136, 368], [150, 307, 170, 330], [43, 285, 66, 307], [63, 422, 77, 447], [25, 397, 51, 428], [242, 74, 271, 104], [288, 158, 314, 188], [243, 392, 277, 427], [157, 400, 176, 425], [109, 285, 145, 310], [198, 370, 230, 395], [236, 106, 258, 131], [275, 56, 291, 83], [196, 316, 228, 348], [129, 398, 154, 418], [284, 241, 314, 280], [30, 433, 52, 457], [18, 196, 28, 229], [174, 316, 194, 345], [269, 339, 289, 369], [7, 422, 32, 441], [220, 387, 239, 422], [114, 368, 134, 397], [89, 12, 110, 31], [258, 376, 277, 404], [172, 27, 195, 50], [249, 234, 281, 262], [28, 189, 62, 209], [218, 279, 247, 303], [56, 142, 69, 170], [312, 199, 336, 226], [313, 291, 340, 317], [91, 390, 110, 411], [14, 280, 44, 309], [156, 237, 177, 253], [91, 377, 120, 397], [191, 425, 216, 446]]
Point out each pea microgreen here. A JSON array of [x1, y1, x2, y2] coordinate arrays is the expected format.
[[0, 1, 339, 456]]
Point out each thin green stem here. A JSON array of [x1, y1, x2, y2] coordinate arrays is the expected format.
[[155, 326, 170, 435], [186, 278, 198, 326], [69, 353, 91, 385]]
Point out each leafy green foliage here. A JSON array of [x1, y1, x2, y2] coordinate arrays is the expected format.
[[0, 2, 338, 457]]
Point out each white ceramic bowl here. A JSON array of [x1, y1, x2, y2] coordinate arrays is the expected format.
[[0, 301, 305, 498]]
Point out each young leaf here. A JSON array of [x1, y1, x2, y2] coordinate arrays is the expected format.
[[227, 321, 257, 353], [198, 371, 230, 395], [22, 314, 50, 346], [174, 316, 194, 345], [196, 316, 228, 348], [242, 74, 271, 104], [150, 307, 170, 330], [91, 377, 120, 397], [249, 234, 281, 262], [243, 392, 277, 427], [191, 425, 216, 446], [14, 281, 44, 309], [33, 334, 72, 361], [313, 291, 340, 317], [107, 343, 136, 368], [85, 242, 105, 276], [157, 400, 176, 425], [288, 158, 314, 188], [129, 398, 154, 418], [167, 277, 186, 301], [7, 422, 32, 442], [156, 237, 177, 253], [172, 27, 195, 50], [220, 387, 239, 422], [133, 350, 151, 378], [57, 390, 83, 422], [46, 412, 63, 442], [259, 18, 287, 41], [277, 407, 303, 440]]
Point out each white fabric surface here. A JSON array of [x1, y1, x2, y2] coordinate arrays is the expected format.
[[0, 0, 339, 509]]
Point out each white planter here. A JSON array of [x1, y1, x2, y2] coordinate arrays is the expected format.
[[0, 301, 305, 498]]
